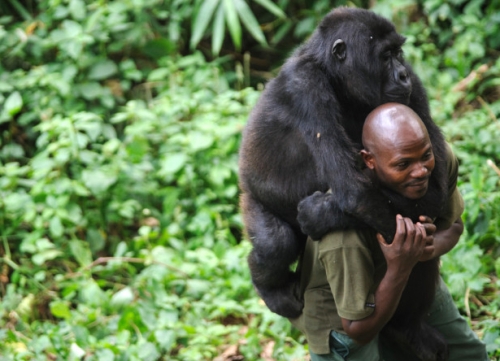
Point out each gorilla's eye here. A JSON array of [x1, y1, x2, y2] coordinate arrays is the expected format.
[[382, 51, 392, 61]]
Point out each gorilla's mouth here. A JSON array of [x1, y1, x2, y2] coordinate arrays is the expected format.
[[384, 91, 412, 105]]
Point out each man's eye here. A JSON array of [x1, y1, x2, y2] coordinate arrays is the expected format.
[[396, 162, 408, 169], [422, 152, 433, 160]]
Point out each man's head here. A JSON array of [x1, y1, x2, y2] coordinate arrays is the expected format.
[[360, 103, 435, 200]]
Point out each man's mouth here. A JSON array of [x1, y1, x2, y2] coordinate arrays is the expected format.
[[407, 178, 429, 188]]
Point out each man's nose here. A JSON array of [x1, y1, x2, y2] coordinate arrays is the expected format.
[[412, 163, 430, 178]]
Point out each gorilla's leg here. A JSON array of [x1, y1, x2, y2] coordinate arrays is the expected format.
[[242, 194, 304, 318], [381, 321, 449, 361], [384, 260, 448, 361]]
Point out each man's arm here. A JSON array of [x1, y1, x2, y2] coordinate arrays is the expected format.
[[340, 215, 427, 345], [418, 216, 463, 262]]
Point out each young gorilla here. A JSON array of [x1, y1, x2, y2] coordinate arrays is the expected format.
[[239, 7, 449, 322], [290, 103, 487, 361]]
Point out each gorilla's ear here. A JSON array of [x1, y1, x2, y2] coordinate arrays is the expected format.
[[332, 39, 346, 61]]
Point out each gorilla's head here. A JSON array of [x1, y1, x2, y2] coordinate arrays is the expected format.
[[307, 8, 413, 109]]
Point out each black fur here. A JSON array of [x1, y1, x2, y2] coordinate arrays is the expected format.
[[239, 7, 450, 361]]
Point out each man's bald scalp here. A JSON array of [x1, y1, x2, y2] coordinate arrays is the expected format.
[[362, 103, 430, 155]]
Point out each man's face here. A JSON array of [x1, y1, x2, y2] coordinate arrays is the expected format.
[[364, 135, 435, 200]]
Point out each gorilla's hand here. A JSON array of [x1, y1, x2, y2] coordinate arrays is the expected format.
[[297, 191, 367, 240]]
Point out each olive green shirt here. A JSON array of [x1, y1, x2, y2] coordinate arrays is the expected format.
[[289, 144, 464, 355]]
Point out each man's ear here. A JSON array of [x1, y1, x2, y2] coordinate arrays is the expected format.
[[360, 149, 375, 169]]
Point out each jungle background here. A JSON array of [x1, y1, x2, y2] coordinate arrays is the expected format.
[[0, 0, 499, 360]]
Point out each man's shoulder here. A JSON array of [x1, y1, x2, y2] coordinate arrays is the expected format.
[[444, 142, 459, 177], [319, 228, 375, 251]]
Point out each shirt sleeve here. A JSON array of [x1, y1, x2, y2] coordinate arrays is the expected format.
[[318, 230, 376, 321], [434, 143, 465, 230]]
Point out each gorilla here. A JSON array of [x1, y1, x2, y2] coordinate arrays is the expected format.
[[238, 7, 450, 361]]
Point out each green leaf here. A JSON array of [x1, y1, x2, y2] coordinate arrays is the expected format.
[[80, 280, 107, 306], [95, 349, 115, 361], [88, 60, 118, 80], [212, 3, 226, 55], [209, 165, 232, 185], [469, 167, 483, 191], [148, 68, 170, 82], [163, 187, 181, 215], [62, 19, 83, 37], [69, 0, 86, 20], [4, 91, 23, 116], [253, 0, 286, 18], [111, 287, 135, 306], [190, 0, 220, 49], [154, 330, 176, 352], [82, 169, 118, 194], [50, 300, 72, 319], [70, 343, 86, 359], [188, 131, 214, 151], [49, 216, 64, 238], [223, 0, 242, 50], [234, 0, 267, 46], [138, 342, 160, 361], [271, 21, 292, 45], [32, 249, 63, 265], [143, 38, 176, 59], [160, 153, 188, 176], [17, 294, 35, 318], [78, 82, 103, 100], [69, 239, 93, 267], [86, 228, 105, 252], [186, 279, 211, 297], [7, 0, 32, 20]]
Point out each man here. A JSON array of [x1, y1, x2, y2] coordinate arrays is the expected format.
[[290, 103, 487, 360]]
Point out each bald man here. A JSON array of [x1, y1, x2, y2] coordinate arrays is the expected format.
[[289, 104, 487, 361]]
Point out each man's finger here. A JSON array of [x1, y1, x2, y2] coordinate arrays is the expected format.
[[422, 223, 437, 236], [393, 214, 405, 244], [376, 233, 389, 247], [416, 222, 425, 244], [419, 215, 433, 223], [403, 217, 415, 244]]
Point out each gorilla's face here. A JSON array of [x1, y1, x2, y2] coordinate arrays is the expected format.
[[380, 47, 412, 105], [321, 13, 413, 109]]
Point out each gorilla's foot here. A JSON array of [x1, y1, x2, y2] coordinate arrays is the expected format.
[[384, 321, 449, 361], [409, 323, 449, 361], [297, 191, 368, 240]]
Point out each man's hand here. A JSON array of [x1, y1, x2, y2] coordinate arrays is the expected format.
[[342, 214, 428, 345], [376, 214, 427, 275], [417, 216, 464, 262], [418, 215, 437, 262]]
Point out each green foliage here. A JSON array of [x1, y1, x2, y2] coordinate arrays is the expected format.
[[190, 0, 286, 55]]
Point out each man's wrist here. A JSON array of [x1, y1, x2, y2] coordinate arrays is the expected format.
[[384, 266, 411, 285]]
